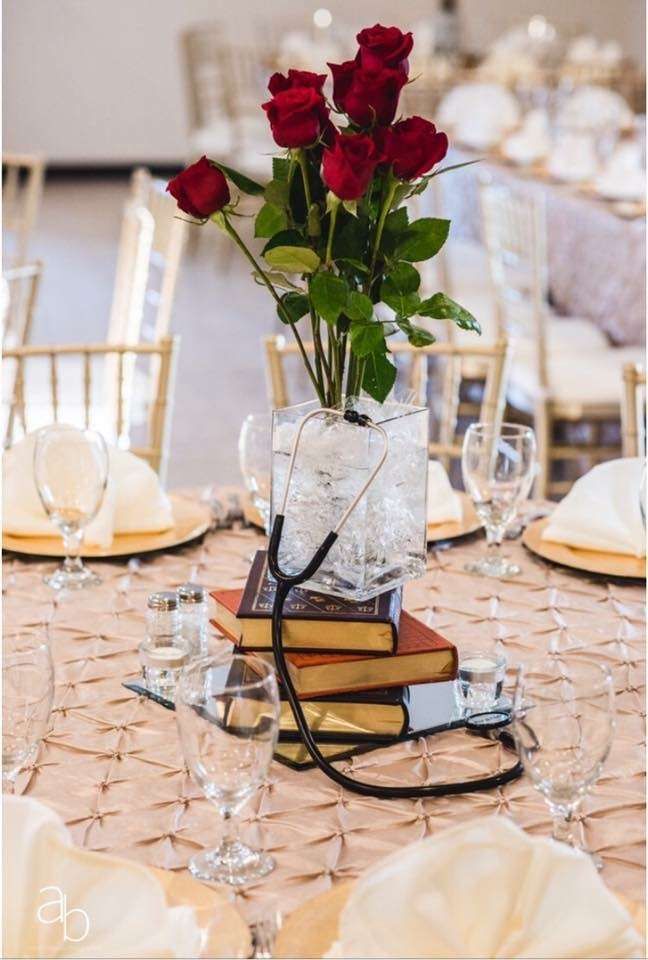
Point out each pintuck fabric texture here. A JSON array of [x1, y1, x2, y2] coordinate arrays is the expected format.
[[3, 491, 645, 921]]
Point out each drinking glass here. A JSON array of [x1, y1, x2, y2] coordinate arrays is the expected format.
[[3, 635, 55, 792], [238, 413, 272, 533], [461, 422, 537, 577], [176, 652, 280, 885], [34, 424, 109, 589], [511, 656, 614, 867]]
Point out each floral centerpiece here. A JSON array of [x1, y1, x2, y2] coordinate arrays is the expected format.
[[167, 24, 480, 600]]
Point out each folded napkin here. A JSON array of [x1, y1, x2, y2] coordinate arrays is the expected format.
[[3, 796, 201, 958], [427, 460, 462, 525], [438, 84, 520, 147], [542, 457, 645, 557], [547, 131, 598, 182], [3, 431, 174, 548], [325, 818, 642, 959]]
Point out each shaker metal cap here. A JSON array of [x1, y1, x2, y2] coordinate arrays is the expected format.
[[177, 582, 206, 604], [147, 591, 179, 611]]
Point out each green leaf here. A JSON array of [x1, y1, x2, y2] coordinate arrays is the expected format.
[[333, 216, 369, 261], [418, 292, 481, 333], [429, 158, 482, 179], [264, 179, 290, 207], [384, 207, 409, 236], [272, 157, 291, 182], [252, 270, 301, 291], [346, 291, 373, 321], [336, 257, 369, 274], [397, 318, 436, 347], [349, 322, 385, 357], [362, 352, 397, 403], [254, 203, 288, 238], [264, 246, 321, 274], [395, 218, 450, 262], [262, 230, 307, 255], [310, 272, 349, 325], [278, 292, 310, 325], [211, 161, 265, 196], [342, 199, 358, 217], [381, 263, 422, 317]]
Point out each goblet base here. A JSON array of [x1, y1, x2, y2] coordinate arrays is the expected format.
[[464, 555, 521, 579], [189, 840, 275, 886], [44, 564, 101, 590]]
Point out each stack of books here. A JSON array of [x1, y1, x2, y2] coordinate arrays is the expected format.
[[211, 550, 458, 769]]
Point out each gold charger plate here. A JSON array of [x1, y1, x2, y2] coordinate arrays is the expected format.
[[274, 881, 644, 959], [523, 517, 645, 580], [2, 494, 212, 559], [153, 867, 251, 959], [427, 492, 481, 543]]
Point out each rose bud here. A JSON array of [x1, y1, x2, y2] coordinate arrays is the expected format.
[[268, 69, 327, 95], [381, 117, 449, 180], [322, 132, 379, 200], [166, 156, 230, 218], [329, 60, 406, 127], [356, 24, 413, 73], [262, 86, 330, 148]]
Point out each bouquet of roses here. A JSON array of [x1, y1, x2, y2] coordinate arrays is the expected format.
[[168, 23, 479, 406]]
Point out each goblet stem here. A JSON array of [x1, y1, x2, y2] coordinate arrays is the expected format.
[[62, 529, 84, 573], [550, 805, 577, 846]]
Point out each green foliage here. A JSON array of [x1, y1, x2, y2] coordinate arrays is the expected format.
[[381, 263, 421, 317], [255, 203, 288, 238], [397, 318, 436, 347], [310, 272, 349, 325], [278, 292, 310, 325], [346, 291, 373, 321], [264, 179, 290, 208], [211, 161, 265, 196], [272, 157, 292, 182], [333, 215, 369, 262], [264, 246, 321, 274], [362, 351, 397, 403], [418, 292, 481, 333], [262, 230, 308, 255], [349, 321, 385, 357], [395, 218, 450, 262]]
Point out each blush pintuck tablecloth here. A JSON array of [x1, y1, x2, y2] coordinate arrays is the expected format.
[[3, 494, 645, 919]]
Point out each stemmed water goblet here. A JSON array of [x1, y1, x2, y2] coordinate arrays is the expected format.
[[176, 652, 280, 885], [34, 424, 109, 589], [238, 413, 272, 533], [461, 422, 537, 577], [3, 634, 55, 793], [511, 655, 615, 868]]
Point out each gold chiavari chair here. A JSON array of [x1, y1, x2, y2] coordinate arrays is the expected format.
[[3, 336, 179, 482], [622, 363, 646, 459], [479, 180, 644, 498], [2, 261, 42, 348], [2, 153, 46, 265], [264, 335, 511, 472]]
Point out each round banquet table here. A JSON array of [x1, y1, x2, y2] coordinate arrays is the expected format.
[[3, 493, 645, 922]]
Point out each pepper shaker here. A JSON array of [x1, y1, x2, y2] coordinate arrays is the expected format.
[[177, 582, 209, 657]]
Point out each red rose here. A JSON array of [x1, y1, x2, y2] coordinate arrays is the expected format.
[[262, 86, 329, 148], [381, 117, 449, 179], [356, 23, 413, 73], [322, 132, 379, 200], [268, 69, 326, 95], [329, 60, 406, 127], [166, 156, 230, 219]]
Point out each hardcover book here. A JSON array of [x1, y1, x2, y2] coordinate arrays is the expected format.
[[211, 609, 457, 699], [211, 550, 402, 655]]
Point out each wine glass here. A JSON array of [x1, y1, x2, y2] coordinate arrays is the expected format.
[[176, 652, 280, 885], [34, 424, 109, 589], [511, 656, 615, 867], [238, 413, 272, 533], [461, 422, 537, 577], [3, 635, 55, 793]]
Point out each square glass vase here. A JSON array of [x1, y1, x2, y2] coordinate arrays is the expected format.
[[270, 397, 428, 602]]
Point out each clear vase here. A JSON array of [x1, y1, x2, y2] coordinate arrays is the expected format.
[[270, 397, 428, 602]]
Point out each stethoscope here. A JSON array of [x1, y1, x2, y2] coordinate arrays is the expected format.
[[268, 407, 524, 799]]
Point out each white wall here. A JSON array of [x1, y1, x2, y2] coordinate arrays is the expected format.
[[3, 0, 645, 164]]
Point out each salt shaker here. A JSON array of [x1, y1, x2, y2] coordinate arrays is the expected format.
[[139, 591, 187, 697], [177, 582, 208, 657]]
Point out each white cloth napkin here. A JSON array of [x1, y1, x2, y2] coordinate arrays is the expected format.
[[2, 796, 201, 958], [427, 460, 462, 525], [438, 84, 520, 148], [542, 457, 645, 557], [3, 431, 174, 548], [325, 818, 642, 959], [502, 109, 550, 164]]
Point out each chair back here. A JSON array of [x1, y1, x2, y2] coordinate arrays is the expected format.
[[479, 180, 548, 387], [3, 336, 179, 481], [622, 363, 646, 458], [2, 154, 45, 265], [2, 262, 42, 349], [264, 335, 510, 471]]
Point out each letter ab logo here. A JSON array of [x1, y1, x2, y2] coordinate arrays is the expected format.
[[37, 886, 90, 943]]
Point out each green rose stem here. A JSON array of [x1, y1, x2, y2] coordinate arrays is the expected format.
[[325, 196, 340, 267], [295, 149, 313, 215], [369, 175, 398, 283], [221, 214, 325, 404]]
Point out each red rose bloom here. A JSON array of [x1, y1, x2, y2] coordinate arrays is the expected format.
[[268, 69, 326, 95], [166, 156, 230, 218], [329, 60, 406, 127], [381, 117, 449, 179], [356, 23, 413, 73], [322, 132, 379, 200], [262, 86, 329, 148]]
